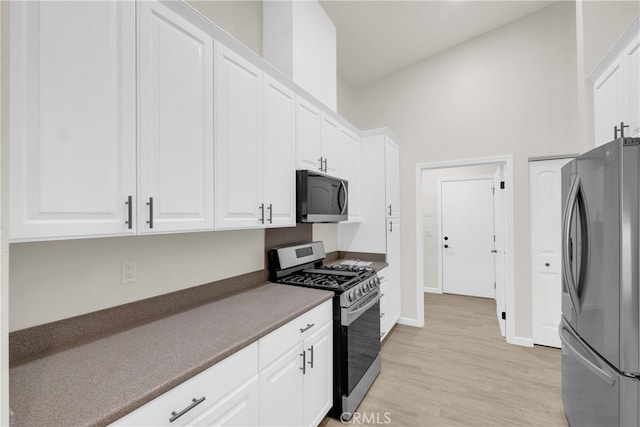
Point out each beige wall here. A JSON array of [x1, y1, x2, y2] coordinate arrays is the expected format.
[[422, 165, 498, 290], [348, 2, 580, 338], [186, 0, 263, 56]]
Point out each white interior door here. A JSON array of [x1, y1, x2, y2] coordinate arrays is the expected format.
[[441, 178, 495, 298], [493, 165, 506, 336], [530, 158, 571, 348]]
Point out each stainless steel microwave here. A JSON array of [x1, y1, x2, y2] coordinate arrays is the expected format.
[[296, 170, 348, 223]]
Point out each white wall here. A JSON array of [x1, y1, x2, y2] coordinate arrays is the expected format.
[[422, 165, 498, 290], [1, 1, 9, 423], [263, 0, 337, 111], [186, 0, 263, 56], [348, 2, 580, 338]]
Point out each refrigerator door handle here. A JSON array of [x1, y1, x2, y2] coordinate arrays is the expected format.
[[562, 175, 583, 315], [560, 326, 616, 386]]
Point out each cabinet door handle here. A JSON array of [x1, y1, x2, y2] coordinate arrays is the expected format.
[[299, 323, 315, 333], [380, 293, 385, 298], [323, 158, 328, 173], [308, 345, 314, 368], [614, 121, 629, 139], [169, 397, 206, 423], [259, 203, 265, 224], [389, 220, 393, 232], [146, 197, 154, 229], [267, 203, 273, 224], [388, 204, 392, 216], [300, 351, 306, 374], [380, 312, 386, 318], [125, 195, 133, 229], [380, 331, 386, 339], [318, 156, 324, 171]]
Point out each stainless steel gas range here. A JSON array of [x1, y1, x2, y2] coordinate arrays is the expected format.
[[269, 241, 381, 420]]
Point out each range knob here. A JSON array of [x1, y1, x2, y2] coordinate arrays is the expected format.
[[369, 278, 376, 288], [348, 291, 355, 302], [363, 283, 369, 292], [355, 288, 362, 298]]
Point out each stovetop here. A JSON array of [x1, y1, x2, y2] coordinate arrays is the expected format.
[[277, 265, 375, 292]]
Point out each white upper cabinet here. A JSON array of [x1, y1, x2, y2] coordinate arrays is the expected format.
[[138, 0, 214, 234], [9, 1, 137, 241], [263, 75, 297, 228], [339, 127, 361, 222], [296, 98, 323, 172], [385, 138, 400, 218], [320, 114, 340, 177], [214, 42, 264, 229], [592, 21, 640, 146]]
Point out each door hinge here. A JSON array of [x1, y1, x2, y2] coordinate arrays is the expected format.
[[500, 181, 505, 189], [501, 311, 506, 320]]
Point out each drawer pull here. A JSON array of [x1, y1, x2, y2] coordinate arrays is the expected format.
[[300, 351, 306, 374], [380, 293, 386, 298], [308, 345, 315, 369], [170, 397, 206, 423], [380, 331, 386, 339], [299, 323, 315, 333], [380, 312, 386, 318]]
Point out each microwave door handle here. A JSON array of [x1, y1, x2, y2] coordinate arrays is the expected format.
[[340, 181, 348, 215]]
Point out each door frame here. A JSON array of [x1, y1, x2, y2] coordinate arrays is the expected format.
[[437, 175, 496, 296], [415, 155, 516, 345]]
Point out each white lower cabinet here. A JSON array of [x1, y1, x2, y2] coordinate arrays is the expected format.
[[259, 300, 333, 426], [378, 265, 400, 342], [112, 300, 332, 427], [113, 343, 259, 426]]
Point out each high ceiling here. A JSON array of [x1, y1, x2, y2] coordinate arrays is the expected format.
[[320, 0, 558, 87]]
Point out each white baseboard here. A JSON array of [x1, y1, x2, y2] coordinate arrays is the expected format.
[[507, 335, 534, 347], [423, 287, 441, 294], [398, 316, 423, 328]]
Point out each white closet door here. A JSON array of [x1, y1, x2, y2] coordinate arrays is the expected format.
[[530, 158, 571, 348]]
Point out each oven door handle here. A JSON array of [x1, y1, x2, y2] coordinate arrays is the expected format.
[[342, 291, 380, 327]]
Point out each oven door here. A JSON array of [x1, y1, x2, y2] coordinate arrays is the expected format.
[[341, 292, 381, 395]]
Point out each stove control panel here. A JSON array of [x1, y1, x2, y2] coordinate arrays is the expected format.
[[342, 274, 381, 307]]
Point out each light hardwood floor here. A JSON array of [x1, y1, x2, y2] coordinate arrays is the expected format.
[[320, 293, 567, 427]]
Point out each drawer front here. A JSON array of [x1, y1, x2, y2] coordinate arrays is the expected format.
[[377, 267, 389, 285], [381, 314, 394, 342], [379, 292, 389, 321], [113, 342, 258, 426], [259, 299, 332, 370]]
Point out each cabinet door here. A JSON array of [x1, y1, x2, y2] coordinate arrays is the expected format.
[[594, 59, 625, 146], [386, 218, 401, 325], [215, 42, 264, 229], [264, 75, 296, 228], [622, 34, 640, 137], [191, 376, 259, 427], [296, 98, 323, 171], [9, 1, 136, 241], [321, 114, 340, 177], [385, 139, 401, 217], [259, 344, 305, 426], [138, 0, 214, 233], [302, 321, 333, 427], [339, 127, 361, 221]]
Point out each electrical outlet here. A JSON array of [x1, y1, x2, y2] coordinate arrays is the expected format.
[[121, 260, 137, 284]]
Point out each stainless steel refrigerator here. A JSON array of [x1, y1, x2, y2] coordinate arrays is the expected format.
[[560, 137, 640, 426]]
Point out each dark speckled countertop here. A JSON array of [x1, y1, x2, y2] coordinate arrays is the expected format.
[[9, 283, 333, 427]]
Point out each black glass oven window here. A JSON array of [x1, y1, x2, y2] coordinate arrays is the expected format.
[[295, 247, 313, 258], [343, 300, 381, 394]]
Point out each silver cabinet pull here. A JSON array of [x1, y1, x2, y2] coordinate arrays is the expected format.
[[169, 397, 206, 423], [323, 158, 328, 173], [259, 203, 265, 224], [300, 351, 306, 374], [388, 204, 392, 216], [380, 331, 386, 339], [380, 293, 386, 298], [125, 195, 133, 229], [146, 197, 154, 229], [299, 323, 315, 333], [389, 220, 393, 232], [380, 312, 386, 318], [308, 345, 314, 368], [267, 203, 273, 224], [318, 156, 324, 171]]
